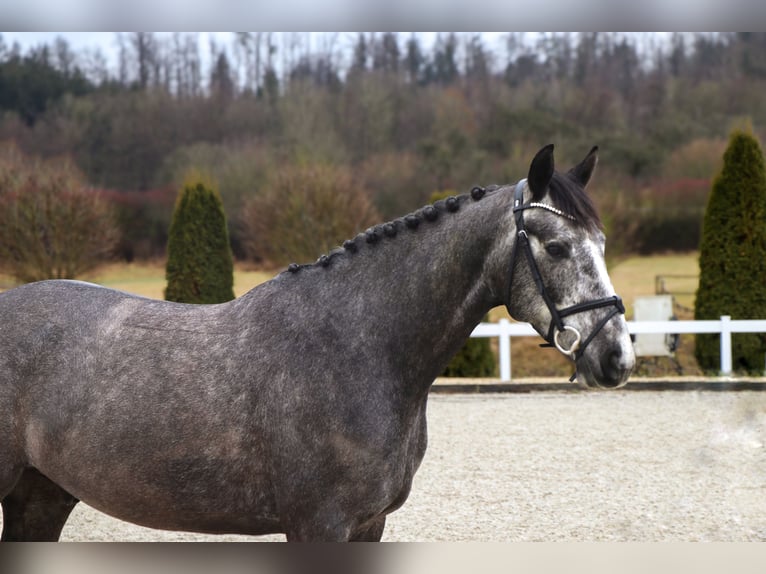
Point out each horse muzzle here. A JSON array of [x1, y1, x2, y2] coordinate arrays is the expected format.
[[575, 341, 635, 389]]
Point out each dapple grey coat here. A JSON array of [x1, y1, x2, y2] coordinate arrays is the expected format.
[[0, 145, 633, 541]]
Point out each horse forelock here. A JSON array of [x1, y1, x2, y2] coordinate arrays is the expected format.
[[547, 171, 602, 233]]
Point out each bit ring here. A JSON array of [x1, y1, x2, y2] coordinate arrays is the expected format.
[[554, 325, 582, 357]]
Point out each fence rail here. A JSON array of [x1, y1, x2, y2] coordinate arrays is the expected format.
[[470, 316, 766, 380]]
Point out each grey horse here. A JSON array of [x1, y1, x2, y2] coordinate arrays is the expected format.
[[0, 144, 634, 541]]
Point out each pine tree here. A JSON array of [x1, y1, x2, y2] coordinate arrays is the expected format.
[[165, 176, 235, 304], [694, 127, 766, 373]]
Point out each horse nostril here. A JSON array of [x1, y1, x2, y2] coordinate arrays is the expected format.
[[600, 348, 628, 386]]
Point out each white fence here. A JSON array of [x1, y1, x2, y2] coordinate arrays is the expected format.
[[470, 316, 766, 380]]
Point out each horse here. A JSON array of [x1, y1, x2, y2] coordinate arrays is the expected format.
[[0, 144, 635, 542]]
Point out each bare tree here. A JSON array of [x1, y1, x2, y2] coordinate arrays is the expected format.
[[131, 32, 156, 89], [171, 33, 201, 97], [0, 145, 119, 283], [240, 163, 379, 266]]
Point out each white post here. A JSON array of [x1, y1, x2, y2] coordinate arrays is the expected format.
[[499, 318, 511, 381], [720, 315, 732, 376]]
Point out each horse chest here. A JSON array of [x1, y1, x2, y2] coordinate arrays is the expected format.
[[271, 396, 428, 521]]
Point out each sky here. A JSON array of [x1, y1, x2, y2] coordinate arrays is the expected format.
[[2, 31, 119, 52], [1, 32, 253, 55], [1, 32, 226, 67], [1, 0, 765, 73], [2, 0, 766, 33], [0, 32, 515, 77], [0, 31, 505, 53]]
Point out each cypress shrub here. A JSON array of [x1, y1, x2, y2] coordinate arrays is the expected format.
[[694, 128, 766, 373], [429, 190, 497, 378], [165, 176, 235, 304], [441, 325, 497, 378]]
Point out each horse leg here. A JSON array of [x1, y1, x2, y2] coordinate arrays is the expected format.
[[350, 516, 386, 542], [1, 468, 79, 541], [284, 514, 387, 542], [285, 522, 353, 542]]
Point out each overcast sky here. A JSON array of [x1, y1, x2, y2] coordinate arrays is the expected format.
[[0, 31, 517, 76], [1, 32, 226, 66], [0, 31, 504, 52], [2, 0, 766, 32]]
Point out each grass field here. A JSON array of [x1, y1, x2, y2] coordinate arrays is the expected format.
[[609, 252, 703, 377], [0, 253, 702, 378], [2, 253, 700, 307], [80, 262, 274, 300], [609, 253, 699, 319], [486, 252, 701, 377]]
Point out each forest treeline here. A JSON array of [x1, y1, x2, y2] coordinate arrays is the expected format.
[[2, 32, 766, 264]]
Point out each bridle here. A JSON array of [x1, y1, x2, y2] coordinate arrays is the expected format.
[[505, 179, 625, 380]]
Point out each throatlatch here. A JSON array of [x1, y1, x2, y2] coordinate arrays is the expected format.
[[505, 179, 625, 381]]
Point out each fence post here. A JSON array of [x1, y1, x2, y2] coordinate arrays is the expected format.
[[498, 318, 511, 381], [720, 315, 732, 376]]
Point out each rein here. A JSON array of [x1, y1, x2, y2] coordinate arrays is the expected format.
[[505, 179, 625, 381]]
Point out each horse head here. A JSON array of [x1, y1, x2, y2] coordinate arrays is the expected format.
[[503, 144, 635, 389]]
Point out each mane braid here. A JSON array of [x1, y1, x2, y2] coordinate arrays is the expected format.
[[547, 171, 602, 231], [285, 186, 496, 274]]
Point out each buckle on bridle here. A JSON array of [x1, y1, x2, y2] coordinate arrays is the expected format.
[[553, 325, 582, 357]]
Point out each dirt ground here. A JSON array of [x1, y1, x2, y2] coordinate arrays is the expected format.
[[3, 391, 765, 541]]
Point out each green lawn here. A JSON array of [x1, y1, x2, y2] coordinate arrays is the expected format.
[[84, 262, 275, 300], [1, 262, 275, 300], [609, 252, 699, 319]]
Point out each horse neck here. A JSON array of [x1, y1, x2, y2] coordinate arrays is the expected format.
[[314, 191, 513, 389]]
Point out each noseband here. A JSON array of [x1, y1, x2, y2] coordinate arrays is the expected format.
[[505, 179, 625, 381]]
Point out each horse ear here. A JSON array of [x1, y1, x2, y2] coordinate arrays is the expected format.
[[569, 146, 599, 188], [527, 144, 555, 201]]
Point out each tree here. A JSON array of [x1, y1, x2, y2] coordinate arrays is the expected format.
[[240, 163, 379, 267], [0, 43, 92, 126], [131, 32, 157, 90], [372, 33, 400, 74], [210, 51, 235, 102], [404, 34, 425, 84], [164, 175, 235, 303], [430, 33, 459, 85], [341, 72, 398, 161], [694, 127, 766, 373], [0, 144, 118, 282], [350, 33, 368, 75]]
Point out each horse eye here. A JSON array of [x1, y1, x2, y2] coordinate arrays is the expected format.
[[545, 242, 569, 259]]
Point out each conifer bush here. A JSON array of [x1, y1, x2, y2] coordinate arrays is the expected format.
[[429, 190, 497, 378], [694, 128, 766, 374], [165, 176, 235, 304], [441, 326, 497, 378]]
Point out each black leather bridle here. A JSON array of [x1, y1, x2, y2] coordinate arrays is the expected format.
[[505, 179, 625, 380]]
